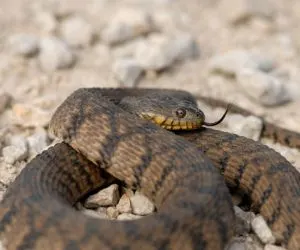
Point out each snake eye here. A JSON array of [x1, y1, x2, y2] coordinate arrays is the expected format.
[[176, 108, 186, 118]]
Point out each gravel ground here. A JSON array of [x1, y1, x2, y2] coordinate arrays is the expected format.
[[1, 0, 300, 249]]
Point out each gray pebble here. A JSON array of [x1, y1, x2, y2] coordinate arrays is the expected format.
[[85, 184, 119, 208], [208, 49, 274, 76], [251, 215, 276, 244], [264, 244, 287, 250], [27, 128, 49, 157], [35, 11, 58, 33], [82, 209, 108, 219], [134, 34, 176, 70], [2, 135, 28, 164], [234, 206, 255, 234], [8, 34, 39, 57], [60, 15, 94, 48], [116, 194, 132, 214], [106, 207, 119, 219], [237, 68, 291, 106], [227, 236, 263, 250], [112, 58, 143, 87], [225, 114, 263, 140], [101, 8, 154, 45], [170, 33, 200, 61], [117, 213, 142, 221], [130, 192, 155, 215], [38, 36, 75, 72]]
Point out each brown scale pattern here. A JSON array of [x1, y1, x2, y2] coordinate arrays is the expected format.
[[0, 88, 300, 249], [0, 89, 234, 250], [178, 128, 300, 249]]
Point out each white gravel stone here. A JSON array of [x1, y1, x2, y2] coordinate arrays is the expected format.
[[234, 206, 255, 234], [112, 58, 143, 87], [227, 236, 263, 250], [60, 15, 94, 48], [237, 68, 291, 106], [225, 114, 263, 140], [35, 11, 58, 33], [11, 103, 51, 127], [264, 245, 287, 250], [169, 33, 199, 61], [0, 239, 5, 250], [208, 49, 274, 76], [130, 192, 155, 215], [117, 213, 143, 221], [134, 35, 176, 70], [8, 34, 39, 57], [101, 8, 154, 45], [85, 184, 119, 208], [134, 34, 199, 71], [27, 128, 48, 156], [106, 206, 119, 219], [2, 136, 28, 164], [83, 209, 108, 219], [116, 194, 132, 213], [251, 215, 276, 244], [219, 0, 275, 23], [38, 37, 75, 72]]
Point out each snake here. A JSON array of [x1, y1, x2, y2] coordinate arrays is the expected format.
[[0, 88, 300, 250]]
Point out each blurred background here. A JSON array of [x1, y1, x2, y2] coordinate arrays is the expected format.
[[1, 1, 300, 182]]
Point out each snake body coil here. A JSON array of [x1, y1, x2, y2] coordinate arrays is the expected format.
[[0, 88, 300, 249]]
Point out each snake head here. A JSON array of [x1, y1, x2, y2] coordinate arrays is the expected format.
[[119, 93, 209, 130]]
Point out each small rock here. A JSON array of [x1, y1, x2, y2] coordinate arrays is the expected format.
[[134, 35, 176, 71], [169, 33, 199, 61], [83, 209, 108, 219], [251, 215, 276, 244], [218, 0, 275, 24], [85, 184, 119, 208], [35, 11, 58, 33], [38, 36, 75, 72], [116, 194, 132, 213], [264, 244, 287, 250], [0, 93, 12, 114], [8, 34, 39, 57], [11, 103, 51, 127], [2, 136, 28, 164], [225, 114, 263, 140], [106, 206, 119, 219], [27, 128, 48, 156], [208, 49, 274, 76], [117, 213, 143, 221], [60, 15, 94, 48], [101, 8, 154, 45], [130, 192, 155, 215], [237, 69, 291, 106], [112, 58, 143, 87], [234, 206, 255, 234], [227, 236, 263, 250], [0, 239, 5, 250]]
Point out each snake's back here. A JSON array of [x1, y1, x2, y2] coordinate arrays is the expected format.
[[0, 89, 235, 250]]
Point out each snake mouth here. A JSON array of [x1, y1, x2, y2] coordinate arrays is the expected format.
[[140, 113, 203, 130]]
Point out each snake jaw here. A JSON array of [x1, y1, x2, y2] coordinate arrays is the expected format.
[[140, 112, 203, 130]]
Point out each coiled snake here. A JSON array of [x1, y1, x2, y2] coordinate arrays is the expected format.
[[0, 88, 300, 250]]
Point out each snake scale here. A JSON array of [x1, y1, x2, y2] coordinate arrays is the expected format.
[[1, 88, 300, 250]]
